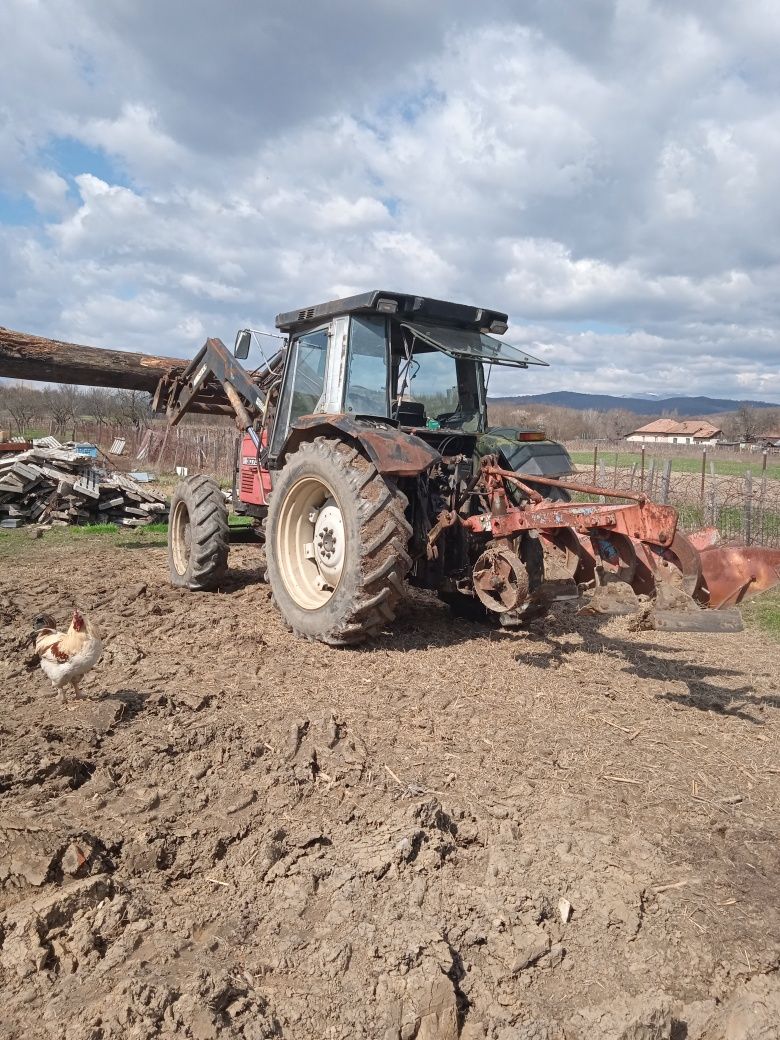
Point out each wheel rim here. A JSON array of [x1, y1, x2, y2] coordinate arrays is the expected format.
[[276, 476, 346, 609], [171, 499, 191, 575], [472, 547, 529, 612]]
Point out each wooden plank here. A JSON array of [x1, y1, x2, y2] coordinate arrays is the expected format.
[[73, 481, 101, 499], [653, 609, 743, 632], [98, 496, 125, 510]]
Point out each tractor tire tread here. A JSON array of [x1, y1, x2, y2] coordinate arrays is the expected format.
[[168, 474, 230, 591], [267, 436, 412, 645]]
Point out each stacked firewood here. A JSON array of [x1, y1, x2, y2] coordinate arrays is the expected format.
[[0, 445, 168, 529]]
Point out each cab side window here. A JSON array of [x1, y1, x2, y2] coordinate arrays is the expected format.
[[271, 327, 329, 455], [344, 316, 389, 416]]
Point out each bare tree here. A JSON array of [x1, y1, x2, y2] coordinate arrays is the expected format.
[[736, 404, 758, 442], [4, 385, 41, 436], [112, 389, 152, 430], [43, 385, 83, 437], [86, 387, 114, 430]]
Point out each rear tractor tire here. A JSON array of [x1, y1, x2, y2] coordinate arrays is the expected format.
[[168, 474, 229, 590], [265, 437, 412, 645]]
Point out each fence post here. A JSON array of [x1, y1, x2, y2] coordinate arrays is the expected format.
[[700, 448, 706, 501], [708, 483, 718, 528], [759, 456, 768, 546], [660, 459, 672, 504], [743, 470, 753, 546], [640, 446, 645, 491], [598, 460, 607, 501], [592, 445, 598, 483], [648, 459, 656, 495], [629, 461, 638, 489]]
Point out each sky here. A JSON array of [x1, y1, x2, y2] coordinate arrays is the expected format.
[[1, 0, 780, 402]]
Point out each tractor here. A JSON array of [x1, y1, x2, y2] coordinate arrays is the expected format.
[[162, 291, 575, 642]]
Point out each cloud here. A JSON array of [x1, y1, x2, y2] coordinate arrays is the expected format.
[[0, 0, 779, 400]]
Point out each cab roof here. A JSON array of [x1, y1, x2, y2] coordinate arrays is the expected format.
[[275, 290, 509, 335]]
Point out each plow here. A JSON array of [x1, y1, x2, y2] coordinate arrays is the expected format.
[[438, 459, 780, 631], [1, 290, 779, 643]]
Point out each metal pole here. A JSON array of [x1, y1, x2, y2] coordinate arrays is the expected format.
[[744, 470, 753, 546], [592, 445, 598, 483], [700, 448, 706, 501], [759, 454, 768, 546], [661, 459, 673, 504], [640, 445, 645, 491]]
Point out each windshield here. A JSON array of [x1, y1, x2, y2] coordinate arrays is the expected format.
[[401, 321, 547, 368], [391, 334, 485, 432]]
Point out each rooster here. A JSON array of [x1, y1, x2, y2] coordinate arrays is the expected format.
[[29, 610, 103, 703]]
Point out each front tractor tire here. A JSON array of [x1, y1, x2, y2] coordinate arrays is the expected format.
[[168, 475, 229, 590], [266, 437, 412, 645]]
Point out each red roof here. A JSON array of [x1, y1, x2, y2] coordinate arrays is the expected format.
[[629, 419, 721, 438]]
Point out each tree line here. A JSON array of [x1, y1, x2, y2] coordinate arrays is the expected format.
[[486, 401, 780, 443], [2, 379, 778, 444], [0, 383, 153, 437]]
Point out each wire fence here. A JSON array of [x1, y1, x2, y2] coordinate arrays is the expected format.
[[571, 447, 780, 548], [69, 421, 239, 483], [45, 423, 780, 547]]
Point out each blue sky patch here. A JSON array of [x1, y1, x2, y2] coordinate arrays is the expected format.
[[0, 190, 39, 226], [42, 137, 130, 192]]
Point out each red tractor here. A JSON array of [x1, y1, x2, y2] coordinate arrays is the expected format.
[[155, 290, 775, 643]]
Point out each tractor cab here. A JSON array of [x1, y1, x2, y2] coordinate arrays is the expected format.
[[231, 291, 572, 521], [246, 290, 549, 460]]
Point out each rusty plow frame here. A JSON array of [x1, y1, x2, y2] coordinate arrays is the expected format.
[[429, 457, 780, 631]]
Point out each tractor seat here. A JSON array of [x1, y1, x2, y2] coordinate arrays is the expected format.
[[394, 401, 426, 427]]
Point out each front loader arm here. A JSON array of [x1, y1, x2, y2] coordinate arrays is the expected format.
[[153, 337, 268, 432]]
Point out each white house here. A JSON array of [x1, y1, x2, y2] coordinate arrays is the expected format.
[[625, 419, 722, 445]]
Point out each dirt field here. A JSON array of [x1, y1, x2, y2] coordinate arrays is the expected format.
[[1, 532, 779, 1039]]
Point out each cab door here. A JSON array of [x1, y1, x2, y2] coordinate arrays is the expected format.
[[269, 325, 330, 457]]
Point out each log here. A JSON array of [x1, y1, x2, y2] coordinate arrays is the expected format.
[[0, 326, 187, 392]]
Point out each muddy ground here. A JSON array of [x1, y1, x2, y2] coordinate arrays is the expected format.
[[1, 532, 779, 1040]]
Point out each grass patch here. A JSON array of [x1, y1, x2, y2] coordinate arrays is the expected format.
[[743, 591, 780, 639], [569, 450, 780, 480], [0, 522, 168, 558], [0, 511, 252, 558], [57, 522, 120, 535]]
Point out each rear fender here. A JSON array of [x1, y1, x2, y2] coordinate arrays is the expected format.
[[279, 414, 440, 478]]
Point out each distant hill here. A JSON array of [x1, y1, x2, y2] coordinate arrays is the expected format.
[[487, 391, 780, 416]]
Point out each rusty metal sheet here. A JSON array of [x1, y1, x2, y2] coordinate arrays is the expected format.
[[637, 531, 704, 600], [699, 546, 780, 608], [284, 414, 440, 477], [687, 527, 721, 551]]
